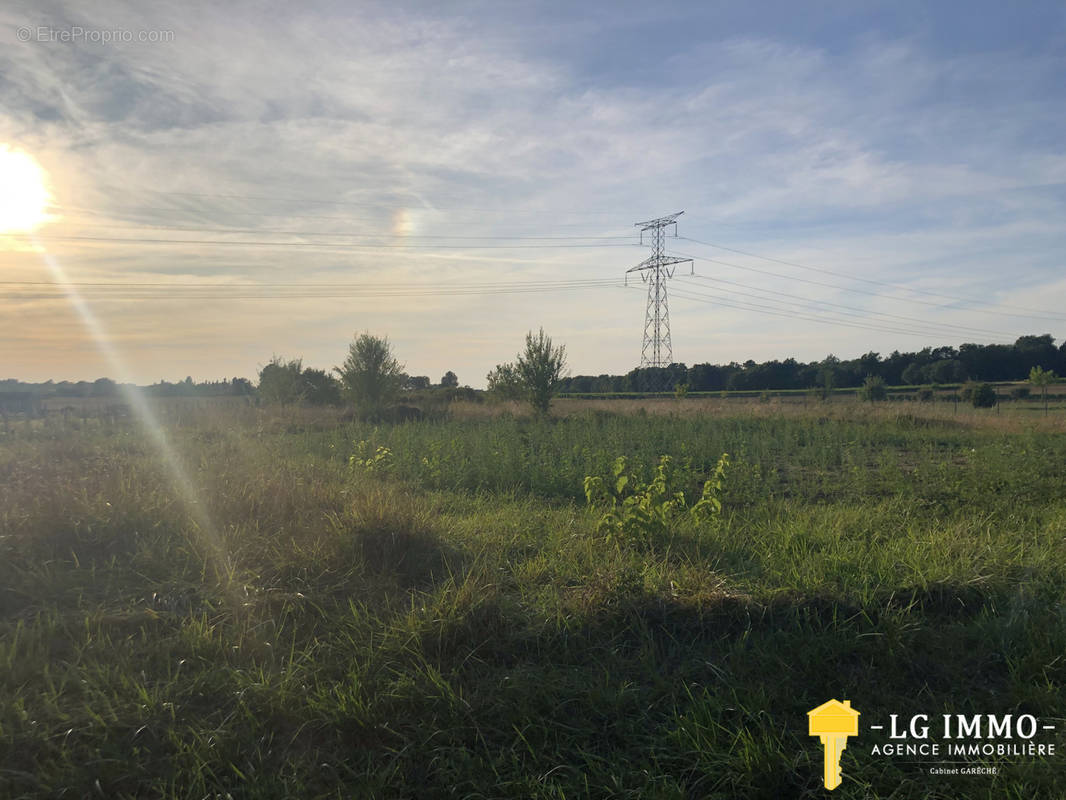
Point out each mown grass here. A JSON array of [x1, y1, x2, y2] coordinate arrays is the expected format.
[[1, 401, 1065, 798]]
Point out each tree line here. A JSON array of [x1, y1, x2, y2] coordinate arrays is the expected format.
[[559, 334, 1065, 393], [0, 376, 256, 398], [6, 332, 1059, 411]]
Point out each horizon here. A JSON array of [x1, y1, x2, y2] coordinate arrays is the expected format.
[[3, 329, 1060, 392]]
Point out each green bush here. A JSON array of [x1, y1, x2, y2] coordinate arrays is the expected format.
[[583, 453, 728, 545], [969, 382, 997, 408], [258, 357, 305, 404]]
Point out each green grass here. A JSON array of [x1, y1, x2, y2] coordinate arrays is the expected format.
[[1, 402, 1065, 798]]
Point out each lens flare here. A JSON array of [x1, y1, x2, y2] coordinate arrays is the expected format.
[[35, 240, 238, 602]]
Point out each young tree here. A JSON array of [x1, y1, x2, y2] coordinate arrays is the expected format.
[[336, 333, 405, 415], [1029, 365, 1057, 416], [515, 328, 567, 414], [860, 375, 887, 402], [258, 357, 305, 404], [486, 362, 524, 400]]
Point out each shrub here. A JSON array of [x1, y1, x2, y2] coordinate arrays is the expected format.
[[583, 453, 729, 545], [916, 386, 934, 403], [301, 368, 342, 406], [969, 382, 997, 408], [258, 357, 305, 404], [861, 376, 888, 402], [487, 363, 524, 401]]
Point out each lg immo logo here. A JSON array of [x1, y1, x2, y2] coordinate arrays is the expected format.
[[807, 699, 1059, 790], [808, 699, 859, 790]]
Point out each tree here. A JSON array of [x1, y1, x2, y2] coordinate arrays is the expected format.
[[406, 375, 431, 391], [819, 355, 839, 400], [1029, 365, 1057, 416], [901, 362, 925, 385], [486, 362, 524, 400], [440, 371, 459, 388], [258, 357, 305, 404], [968, 382, 997, 409], [301, 368, 343, 406], [231, 377, 255, 396], [860, 375, 887, 402], [515, 328, 567, 414], [336, 333, 405, 415], [91, 377, 117, 397]]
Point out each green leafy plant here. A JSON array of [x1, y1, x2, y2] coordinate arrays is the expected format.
[[1029, 366, 1057, 416], [349, 440, 393, 475], [583, 453, 729, 544], [691, 453, 730, 520]]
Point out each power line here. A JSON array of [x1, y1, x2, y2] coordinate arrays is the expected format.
[[669, 286, 945, 338], [678, 235, 1065, 318], [673, 279, 1011, 341], [13, 234, 637, 250], [31, 222, 634, 241], [0, 277, 621, 288], [50, 203, 632, 229], [677, 274, 1012, 339], [675, 250, 1066, 324], [41, 210, 636, 240], [664, 286, 1009, 341], [2, 277, 626, 301]]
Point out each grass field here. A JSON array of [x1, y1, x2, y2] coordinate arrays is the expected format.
[[2, 398, 1065, 798]]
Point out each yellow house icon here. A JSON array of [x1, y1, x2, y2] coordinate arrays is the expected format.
[[808, 699, 860, 790]]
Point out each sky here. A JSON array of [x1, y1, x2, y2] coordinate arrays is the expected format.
[[1, 0, 1065, 386]]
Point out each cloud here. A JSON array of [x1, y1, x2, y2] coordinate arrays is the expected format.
[[0, 1, 1063, 382]]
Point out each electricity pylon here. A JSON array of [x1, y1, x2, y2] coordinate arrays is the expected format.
[[626, 212, 692, 373]]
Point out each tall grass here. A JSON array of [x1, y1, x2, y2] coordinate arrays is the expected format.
[[1, 402, 1064, 797]]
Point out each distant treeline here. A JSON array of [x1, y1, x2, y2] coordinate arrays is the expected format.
[[0, 377, 256, 398], [5, 334, 1064, 399], [560, 334, 1065, 393]]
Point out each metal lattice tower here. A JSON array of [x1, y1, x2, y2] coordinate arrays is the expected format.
[[626, 212, 692, 369]]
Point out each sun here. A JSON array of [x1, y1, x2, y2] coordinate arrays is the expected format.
[[0, 144, 53, 234]]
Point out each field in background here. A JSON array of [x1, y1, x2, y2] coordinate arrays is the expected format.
[[2, 399, 1065, 798]]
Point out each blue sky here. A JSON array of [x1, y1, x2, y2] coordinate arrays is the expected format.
[[1, 1, 1064, 384]]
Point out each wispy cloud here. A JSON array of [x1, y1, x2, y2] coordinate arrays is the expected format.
[[1, 1, 1063, 382]]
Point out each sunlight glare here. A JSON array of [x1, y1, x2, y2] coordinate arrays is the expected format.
[[0, 144, 53, 234]]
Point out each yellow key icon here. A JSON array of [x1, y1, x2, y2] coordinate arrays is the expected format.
[[808, 699, 860, 790]]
